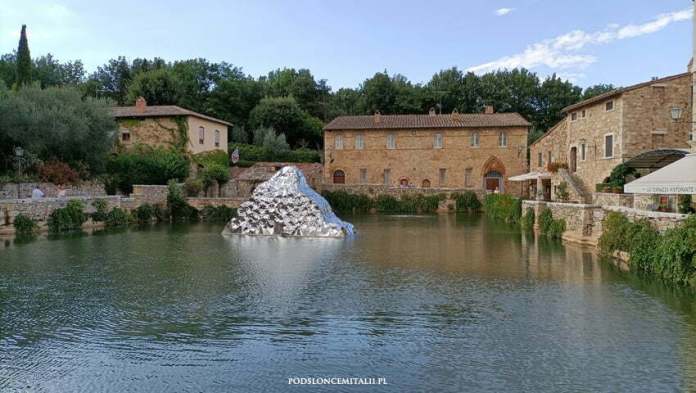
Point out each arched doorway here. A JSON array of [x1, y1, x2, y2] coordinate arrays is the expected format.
[[333, 170, 345, 184], [484, 171, 504, 192], [481, 156, 506, 193], [421, 179, 431, 188], [569, 146, 577, 172], [399, 178, 409, 187]]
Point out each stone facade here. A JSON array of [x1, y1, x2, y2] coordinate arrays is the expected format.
[[531, 72, 693, 195], [323, 114, 530, 196]]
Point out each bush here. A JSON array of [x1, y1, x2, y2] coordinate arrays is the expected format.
[[548, 219, 566, 239], [133, 204, 155, 224], [600, 213, 696, 286], [606, 163, 637, 188], [555, 182, 570, 201], [376, 195, 401, 213], [13, 214, 38, 236], [105, 146, 189, 194], [521, 207, 535, 230], [37, 161, 80, 185], [538, 208, 554, 234], [192, 150, 229, 169], [105, 208, 130, 228], [483, 194, 522, 223], [200, 205, 237, 223], [200, 164, 230, 188], [452, 191, 481, 211], [228, 143, 321, 163], [322, 191, 374, 214], [91, 199, 109, 222], [166, 180, 197, 222], [679, 195, 694, 214], [48, 200, 86, 233], [183, 177, 203, 197]]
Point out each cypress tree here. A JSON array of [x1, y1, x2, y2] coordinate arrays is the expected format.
[[15, 24, 31, 87]]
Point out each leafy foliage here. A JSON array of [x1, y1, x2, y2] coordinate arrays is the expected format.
[[105, 146, 189, 194], [200, 205, 237, 223], [521, 207, 535, 231], [678, 195, 694, 214], [605, 163, 638, 188], [133, 203, 156, 223], [483, 194, 522, 223], [183, 177, 203, 197], [166, 180, 198, 222], [126, 68, 183, 105], [451, 191, 481, 211], [48, 200, 86, 233], [105, 207, 130, 227], [37, 161, 80, 185], [229, 143, 320, 163], [321, 191, 375, 214], [91, 199, 109, 222], [13, 214, 38, 237], [15, 25, 32, 87], [537, 208, 565, 238]]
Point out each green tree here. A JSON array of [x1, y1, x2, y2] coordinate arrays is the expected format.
[[0, 86, 117, 174], [126, 68, 183, 105], [534, 74, 582, 132], [248, 96, 322, 147], [263, 68, 330, 119], [208, 73, 264, 126], [15, 25, 31, 87], [87, 56, 133, 104], [582, 84, 617, 100]]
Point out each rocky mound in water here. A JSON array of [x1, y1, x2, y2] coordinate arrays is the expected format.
[[223, 166, 354, 238]]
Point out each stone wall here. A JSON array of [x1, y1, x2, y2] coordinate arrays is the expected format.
[[321, 183, 487, 200], [186, 197, 244, 209], [131, 184, 171, 205], [1, 196, 121, 226], [602, 205, 688, 232], [0, 181, 106, 200], [593, 192, 634, 207]]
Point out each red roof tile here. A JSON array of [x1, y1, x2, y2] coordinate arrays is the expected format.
[[324, 113, 530, 130], [112, 105, 232, 126]]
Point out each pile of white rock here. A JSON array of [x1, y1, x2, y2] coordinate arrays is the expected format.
[[223, 166, 354, 238]]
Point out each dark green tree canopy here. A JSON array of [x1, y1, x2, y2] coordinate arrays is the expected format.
[[126, 68, 183, 105], [15, 25, 32, 87]]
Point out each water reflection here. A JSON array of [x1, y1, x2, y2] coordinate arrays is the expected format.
[[0, 217, 695, 392]]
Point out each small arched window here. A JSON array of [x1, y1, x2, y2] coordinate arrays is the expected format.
[[470, 132, 480, 147], [498, 131, 507, 147], [333, 170, 345, 184], [198, 126, 205, 144], [421, 179, 431, 188], [214, 129, 220, 147]]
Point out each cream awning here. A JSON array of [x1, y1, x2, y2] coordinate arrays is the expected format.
[[509, 171, 552, 182], [624, 153, 696, 194]]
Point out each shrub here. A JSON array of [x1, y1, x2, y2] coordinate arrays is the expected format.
[[37, 161, 80, 185], [48, 200, 86, 233], [91, 199, 109, 222], [166, 180, 197, 222], [598, 212, 631, 254], [521, 207, 535, 230], [322, 191, 374, 214], [13, 214, 38, 236], [200, 164, 230, 188], [376, 195, 401, 213], [555, 182, 570, 201], [548, 219, 566, 239], [452, 191, 481, 211], [679, 195, 694, 214], [133, 204, 155, 224], [538, 208, 554, 235], [192, 150, 229, 169], [200, 205, 237, 223], [105, 208, 130, 228], [228, 143, 321, 163], [484, 194, 522, 223], [183, 178, 203, 197], [105, 146, 189, 194], [606, 163, 637, 188]]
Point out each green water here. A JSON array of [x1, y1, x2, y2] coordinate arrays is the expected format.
[[1, 214, 696, 392]]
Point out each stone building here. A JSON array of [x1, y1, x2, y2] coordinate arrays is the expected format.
[[323, 108, 530, 195], [529, 72, 693, 202], [112, 97, 231, 154]]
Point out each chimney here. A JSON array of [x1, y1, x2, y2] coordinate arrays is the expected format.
[[428, 107, 436, 116], [135, 97, 147, 113], [374, 111, 381, 123], [484, 105, 495, 114], [451, 109, 461, 122]]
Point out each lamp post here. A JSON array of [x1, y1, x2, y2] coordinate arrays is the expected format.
[[14, 146, 24, 178]]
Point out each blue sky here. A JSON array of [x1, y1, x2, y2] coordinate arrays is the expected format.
[[0, 0, 693, 89]]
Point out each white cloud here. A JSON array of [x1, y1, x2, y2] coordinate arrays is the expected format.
[[468, 7, 692, 75], [495, 8, 514, 16]]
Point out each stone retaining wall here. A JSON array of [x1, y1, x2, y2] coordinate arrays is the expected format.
[[131, 184, 171, 205], [602, 205, 688, 232], [321, 184, 486, 200], [0, 182, 106, 200], [186, 197, 245, 210], [1, 196, 121, 226], [593, 192, 634, 208]]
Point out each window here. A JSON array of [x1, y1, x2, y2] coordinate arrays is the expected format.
[[652, 133, 665, 146], [121, 130, 131, 142], [604, 134, 614, 158], [434, 133, 443, 149], [580, 143, 586, 161], [538, 152, 543, 168], [214, 129, 220, 147], [421, 179, 431, 188], [690, 132, 694, 141], [355, 134, 364, 150], [465, 168, 473, 187], [198, 126, 205, 144], [333, 170, 345, 184], [605, 100, 614, 111], [470, 132, 480, 147], [498, 131, 507, 147], [335, 135, 344, 150], [386, 134, 396, 149], [360, 168, 367, 184], [671, 107, 683, 120], [439, 168, 447, 187], [547, 151, 552, 165], [571, 112, 578, 121], [581, 109, 586, 118], [383, 169, 391, 186]]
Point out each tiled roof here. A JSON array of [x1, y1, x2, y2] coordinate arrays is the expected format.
[[112, 105, 232, 126], [562, 72, 690, 113], [324, 113, 531, 130]]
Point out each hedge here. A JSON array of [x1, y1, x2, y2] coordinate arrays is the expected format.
[[229, 143, 320, 163], [483, 194, 522, 223]]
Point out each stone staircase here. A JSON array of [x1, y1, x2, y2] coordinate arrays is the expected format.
[[557, 168, 592, 204]]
